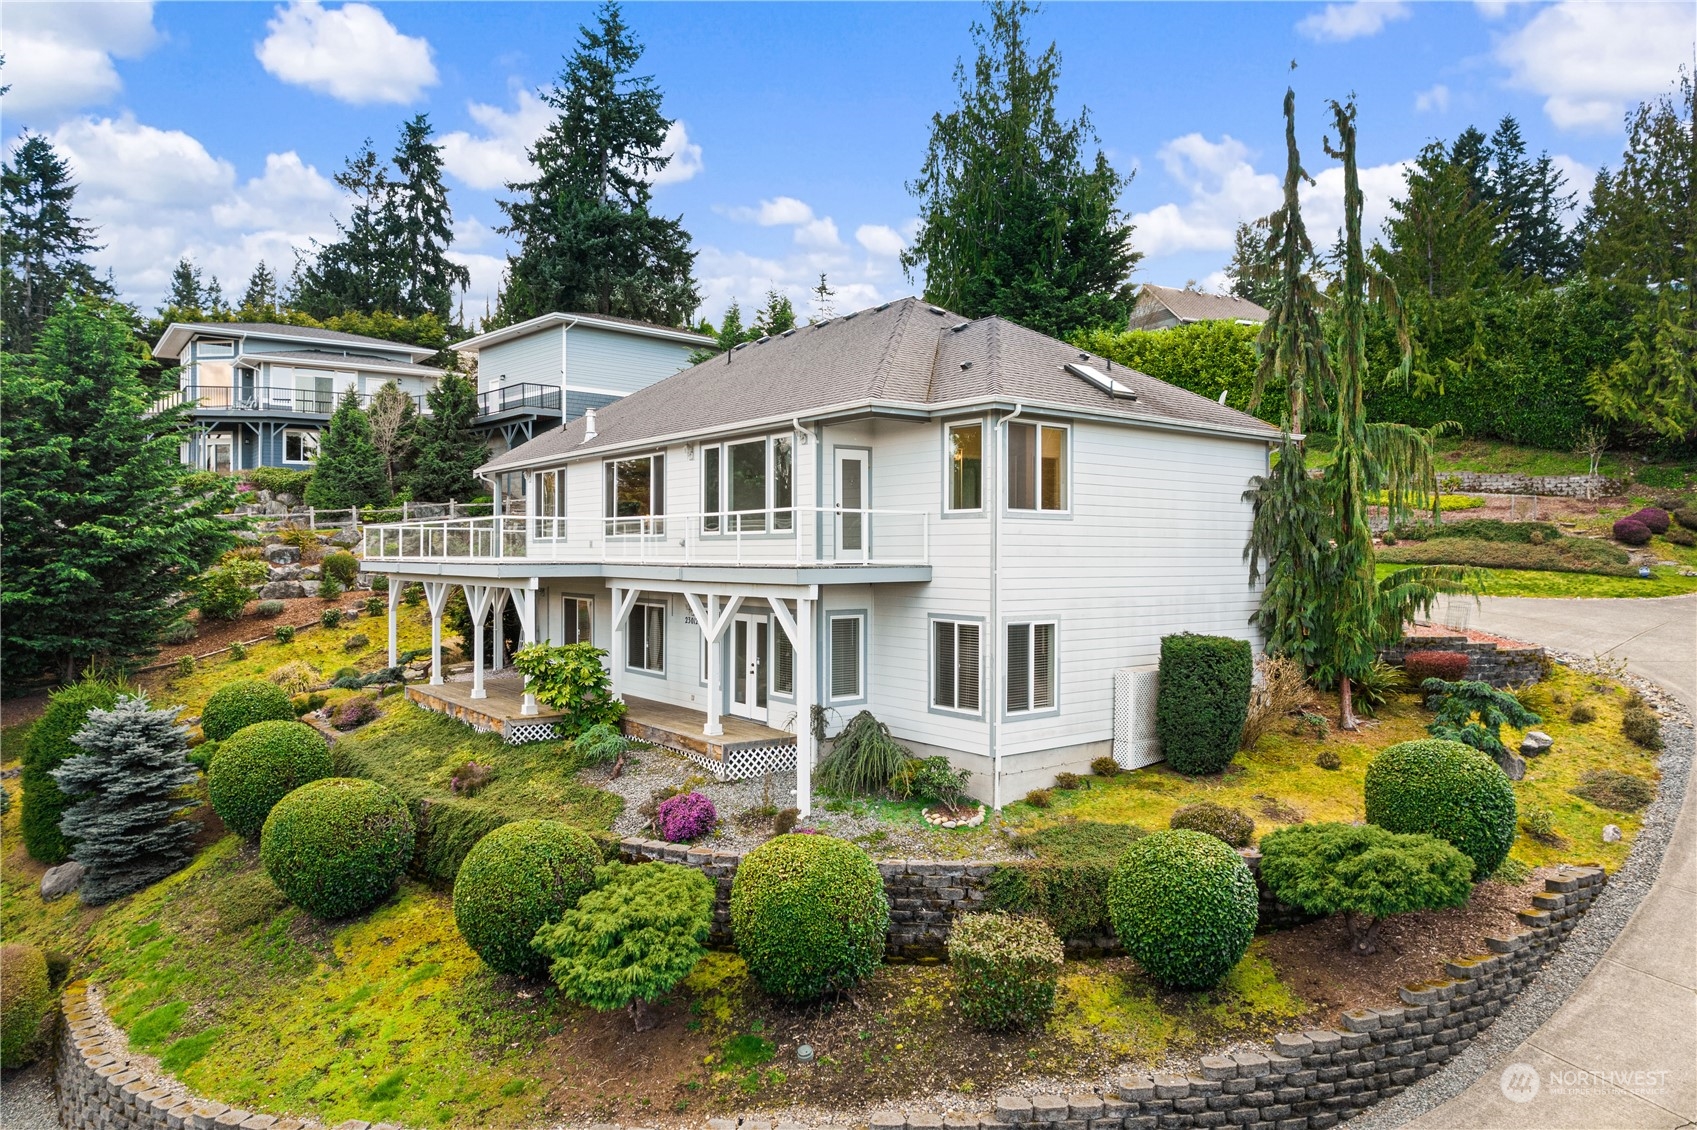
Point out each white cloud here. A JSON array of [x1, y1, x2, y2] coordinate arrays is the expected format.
[[855, 224, 908, 258], [1496, 1, 1695, 130], [1297, 1, 1411, 42], [651, 121, 703, 186], [0, 2, 159, 118], [1130, 134, 1282, 257], [698, 201, 915, 322], [723, 196, 846, 250], [1415, 84, 1451, 113], [1301, 159, 1414, 246], [1474, 0, 1533, 19], [256, 0, 437, 105]]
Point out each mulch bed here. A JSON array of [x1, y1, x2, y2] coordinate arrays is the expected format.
[[151, 591, 377, 666]]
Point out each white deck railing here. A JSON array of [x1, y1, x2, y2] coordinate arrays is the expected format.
[[362, 507, 930, 567]]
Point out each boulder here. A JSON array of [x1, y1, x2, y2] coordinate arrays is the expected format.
[[263, 544, 300, 565], [300, 566, 322, 581], [255, 489, 274, 506], [1520, 730, 1554, 757], [330, 527, 361, 547], [267, 564, 302, 582], [1603, 824, 1623, 843], [276, 492, 299, 506], [257, 580, 308, 600], [1495, 750, 1526, 781], [40, 861, 85, 901], [232, 528, 262, 543], [264, 500, 289, 517]]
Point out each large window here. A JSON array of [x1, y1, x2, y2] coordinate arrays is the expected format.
[[947, 423, 983, 511], [703, 435, 793, 533], [1006, 621, 1056, 714], [1007, 422, 1068, 512], [932, 620, 982, 713], [605, 454, 664, 535], [626, 600, 666, 673], [536, 468, 566, 537], [561, 597, 592, 645], [828, 613, 863, 701], [283, 429, 318, 463]]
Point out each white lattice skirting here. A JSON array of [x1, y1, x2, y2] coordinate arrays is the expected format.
[[651, 738, 798, 781], [505, 721, 562, 745]]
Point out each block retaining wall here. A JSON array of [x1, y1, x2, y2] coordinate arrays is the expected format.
[[1433, 471, 1621, 498], [1379, 635, 1547, 689]]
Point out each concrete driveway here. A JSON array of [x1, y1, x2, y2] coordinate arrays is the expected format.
[[1405, 594, 1696, 1130]]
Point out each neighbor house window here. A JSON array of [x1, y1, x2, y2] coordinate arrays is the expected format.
[[562, 597, 592, 645], [284, 429, 318, 463], [1007, 422, 1068, 511], [932, 620, 982, 713], [605, 453, 664, 534], [947, 423, 983, 511], [828, 614, 863, 701], [626, 600, 665, 673], [703, 435, 793, 533], [1005, 621, 1056, 713]]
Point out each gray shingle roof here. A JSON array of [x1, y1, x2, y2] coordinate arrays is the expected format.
[[251, 349, 445, 377], [483, 297, 1278, 472], [1132, 284, 1269, 325], [153, 322, 437, 360]]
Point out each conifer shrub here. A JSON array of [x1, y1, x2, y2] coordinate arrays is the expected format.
[[1155, 633, 1252, 776], [947, 911, 1065, 1031], [1091, 756, 1123, 778], [254, 600, 286, 618], [317, 576, 344, 601], [20, 680, 121, 863], [1169, 801, 1255, 847], [1612, 518, 1652, 546], [201, 678, 294, 741], [208, 720, 332, 839], [730, 834, 889, 1001], [1622, 694, 1662, 749], [322, 551, 360, 587], [453, 820, 601, 977], [1365, 739, 1516, 878], [321, 608, 342, 629], [0, 944, 54, 1068], [260, 778, 414, 919], [269, 661, 321, 696], [1403, 650, 1470, 682], [1105, 830, 1257, 989]]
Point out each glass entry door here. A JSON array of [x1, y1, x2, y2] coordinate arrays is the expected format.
[[728, 613, 769, 723], [836, 450, 867, 562]]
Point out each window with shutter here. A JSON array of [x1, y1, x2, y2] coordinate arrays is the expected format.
[[1033, 622, 1055, 709], [829, 615, 862, 700], [1006, 621, 1056, 713], [932, 620, 982, 714], [774, 629, 794, 696], [933, 622, 956, 708], [1006, 623, 1030, 712]]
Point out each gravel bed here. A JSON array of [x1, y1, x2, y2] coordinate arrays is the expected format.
[[1350, 650, 1693, 1129], [0, 1060, 60, 1129]]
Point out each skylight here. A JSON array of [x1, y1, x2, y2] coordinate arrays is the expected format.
[[1066, 362, 1136, 399]]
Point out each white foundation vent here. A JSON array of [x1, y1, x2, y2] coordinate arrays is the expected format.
[[1113, 665, 1163, 769]]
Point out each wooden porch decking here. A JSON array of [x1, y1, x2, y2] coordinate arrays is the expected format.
[[619, 695, 795, 758]]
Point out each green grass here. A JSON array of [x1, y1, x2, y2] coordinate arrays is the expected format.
[[1378, 563, 1697, 598]]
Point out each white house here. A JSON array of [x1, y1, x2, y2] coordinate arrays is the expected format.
[[363, 297, 1279, 813]]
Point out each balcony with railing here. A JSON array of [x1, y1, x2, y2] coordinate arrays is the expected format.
[[147, 385, 426, 417], [362, 507, 931, 569], [476, 382, 561, 417]]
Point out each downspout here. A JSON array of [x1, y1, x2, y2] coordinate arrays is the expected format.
[[990, 402, 1025, 811]]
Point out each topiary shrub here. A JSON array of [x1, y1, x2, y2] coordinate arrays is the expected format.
[[1570, 769, 1655, 812], [201, 678, 295, 742], [1105, 830, 1257, 989], [322, 551, 360, 587], [208, 720, 332, 839], [453, 819, 601, 977], [0, 944, 54, 1068], [947, 911, 1065, 1031], [260, 778, 414, 919], [1612, 518, 1652, 546], [20, 680, 121, 863], [730, 834, 889, 1002], [1155, 633, 1253, 776], [654, 792, 717, 842], [1364, 739, 1517, 879], [1628, 507, 1670, 534], [1257, 823, 1474, 954], [1403, 650, 1470, 682], [1169, 801, 1254, 847]]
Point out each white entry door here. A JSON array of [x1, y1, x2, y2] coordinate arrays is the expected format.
[[728, 613, 770, 722], [836, 450, 868, 562]]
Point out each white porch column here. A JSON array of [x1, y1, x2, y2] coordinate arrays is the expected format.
[[386, 579, 401, 667], [463, 584, 497, 700], [490, 587, 511, 671], [421, 581, 454, 686], [511, 584, 539, 715], [796, 595, 816, 817], [684, 591, 744, 739], [609, 585, 641, 703]]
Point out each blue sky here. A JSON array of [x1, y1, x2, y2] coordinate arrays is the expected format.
[[3, 1, 1691, 328]]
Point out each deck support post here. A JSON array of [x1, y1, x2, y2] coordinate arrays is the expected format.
[[795, 595, 816, 818], [609, 585, 641, 703], [421, 581, 454, 686], [463, 584, 497, 700], [490, 588, 511, 671], [684, 591, 743, 739], [386, 579, 401, 667], [512, 584, 539, 715]]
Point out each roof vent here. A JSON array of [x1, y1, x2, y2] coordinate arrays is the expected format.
[[960, 360, 973, 370], [928, 306, 947, 316], [951, 322, 970, 333], [875, 302, 891, 312], [813, 318, 833, 328], [781, 328, 797, 337], [842, 310, 858, 320], [756, 335, 770, 344], [583, 408, 598, 441], [1066, 362, 1136, 400], [733, 341, 750, 351]]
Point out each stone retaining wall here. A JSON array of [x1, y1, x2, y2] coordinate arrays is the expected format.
[[1379, 634, 1547, 689], [1434, 471, 1621, 498]]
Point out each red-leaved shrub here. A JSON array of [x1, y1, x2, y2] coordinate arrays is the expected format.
[[1628, 507, 1670, 534], [1613, 518, 1653, 546], [331, 696, 380, 731], [1404, 650, 1470, 682], [654, 791, 717, 842]]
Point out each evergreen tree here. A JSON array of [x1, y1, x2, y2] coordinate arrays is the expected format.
[[408, 372, 485, 502], [1224, 221, 1280, 309], [52, 694, 200, 905], [163, 256, 209, 316], [714, 299, 752, 349], [390, 114, 470, 321], [304, 389, 391, 509], [498, 2, 699, 326], [1487, 116, 1577, 282], [1, 134, 107, 352], [238, 260, 281, 318], [1447, 126, 1493, 203], [810, 272, 836, 321], [367, 379, 420, 494], [1379, 141, 1501, 301], [752, 289, 797, 337], [295, 140, 395, 319], [902, 1, 1139, 339], [1, 299, 236, 683]]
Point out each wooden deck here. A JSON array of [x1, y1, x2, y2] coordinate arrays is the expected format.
[[406, 680, 563, 740], [619, 695, 795, 759]]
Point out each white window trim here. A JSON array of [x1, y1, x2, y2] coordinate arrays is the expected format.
[[826, 611, 866, 704], [604, 453, 665, 532], [561, 595, 593, 646], [1004, 420, 1071, 514], [283, 428, 318, 465], [626, 600, 667, 674], [943, 420, 986, 514], [930, 617, 984, 717], [1004, 620, 1059, 717], [701, 434, 795, 535]]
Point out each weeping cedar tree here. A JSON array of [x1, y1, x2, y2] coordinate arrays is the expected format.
[[1243, 92, 1475, 730], [52, 695, 201, 905], [407, 372, 485, 503], [901, 1, 1139, 340], [496, 1, 699, 328], [2, 133, 111, 353], [1, 300, 236, 684], [303, 389, 390, 510]]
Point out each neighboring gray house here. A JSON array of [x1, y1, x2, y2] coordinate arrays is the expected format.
[[1127, 284, 1269, 332], [363, 297, 1279, 813]]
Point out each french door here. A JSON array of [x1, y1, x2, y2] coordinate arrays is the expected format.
[[836, 450, 868, 562], [728, 612, 770, 723]]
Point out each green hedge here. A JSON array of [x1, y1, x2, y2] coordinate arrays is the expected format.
[[947, 911, 1065, 1031], [1156, 634, 1253, 776], [452, 820, 601, 977], [1364, 739, 1517, 878], [1073, 320, 1279, 424], [20, 681, 120, 863], [201, 679, 295, 742], [208, 720, 332, 839], [1106, 830, 1258, 989], [0, 944, 53, 1068], [260, 778, 415, 919], [730, 834, 889, 1002]]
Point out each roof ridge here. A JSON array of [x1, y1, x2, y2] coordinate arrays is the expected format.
[[867, 297, 918, 399]]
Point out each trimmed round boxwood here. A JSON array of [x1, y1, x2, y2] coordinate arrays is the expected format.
[[1364, 739, 1516, 878], [453, 820, 601, 977], [1, 944, 53, 1068], [208, 720, 332, 839], [260, 778, 415, 919], [1169, 801, 1255, 847], [730, 833, 889, 1002], [947, 911, 1065, 1031], [200, 678, 295, 741], [1612, 518, 1652, 546], [1155, 633, 1252, 775], [1106, 829, 1258, 989]]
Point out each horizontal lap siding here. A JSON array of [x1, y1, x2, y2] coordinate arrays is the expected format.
[[568, 328, 697, 395], [479, 333, 562, 387]]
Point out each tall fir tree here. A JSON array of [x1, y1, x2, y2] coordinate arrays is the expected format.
[[408, 372, 485, 502], [295, 140, 394, 319], [52, 695, 200, 905], [238, 260, 281, 318], [304, 389, 391, 509], [163, 256, 210, 316], [714, 300, 751, 349], [1378, 142, 1501, 302], [810, 272, 836, 321], [902, 1, 1139, 339], [497, 2, 699, 326], [389, 115, 470, 321], [1487, 116, 1577, 282], [1, 299, 236, 683], [1, 133, 108, 352], [752, 289, 797, 337]]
